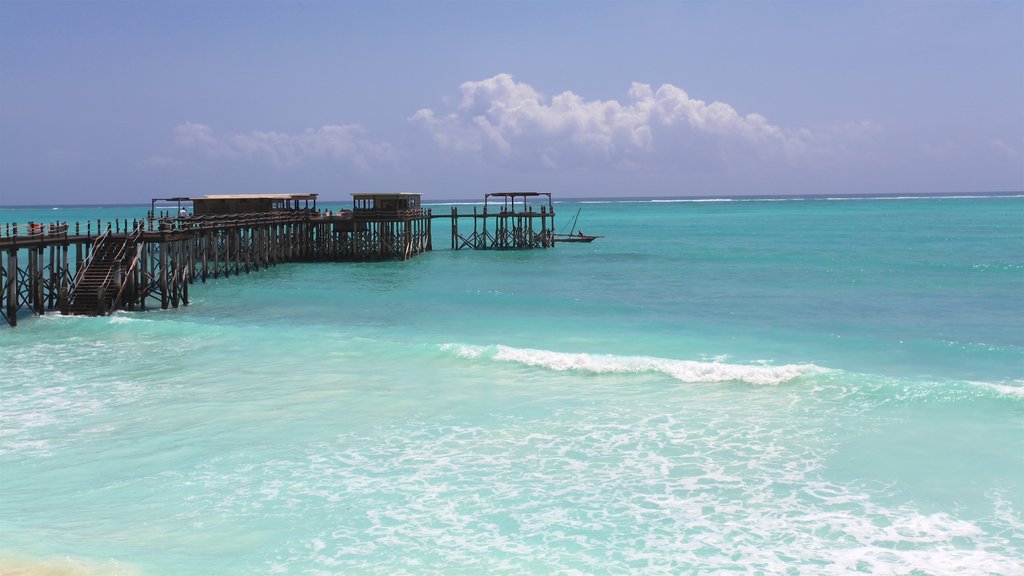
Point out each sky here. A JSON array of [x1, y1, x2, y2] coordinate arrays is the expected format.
[[0, 0, 1021, 205]]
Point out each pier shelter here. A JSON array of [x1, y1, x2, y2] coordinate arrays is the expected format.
[[333, 193, 431, 260], [190, 193, 318, 216], [352, 193, 421, 214], [449, 192, 555, 250]]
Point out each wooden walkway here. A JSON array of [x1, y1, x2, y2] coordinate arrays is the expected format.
[[0, 209, 432, 326]]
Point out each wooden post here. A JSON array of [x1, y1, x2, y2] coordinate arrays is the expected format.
[[0, 250, 5, 325], [230, 228, 238, 276], [254, 226, 262, 271], [7, 250, 17, 326], [59, 243, 69, 309], [140, 242, 149, 310], [182, 263, 189, 306], [48, 242, 56, 310], [159, 241, 168, 310], [403, 220, 411, 261], [171, 241, 180, 309], [451, 207, 457, 250], [35, 247, 43, 314], [27, 248, 36, 313], [541, 206, 547, 248], [188, 233, 196, 282], [204, 230, 212, 280], [213, 232, 220, 278], [28, 247, 41, 315]]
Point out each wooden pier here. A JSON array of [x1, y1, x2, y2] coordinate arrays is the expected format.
[[447, 192, 556, 250], [0, 191, 569, 327], [1, 197, 432, 326]]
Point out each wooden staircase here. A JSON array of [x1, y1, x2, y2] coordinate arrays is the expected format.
[[65, 234, 134, 316]]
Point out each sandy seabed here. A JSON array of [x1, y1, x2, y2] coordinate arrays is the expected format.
[[0, 557, 137, 576]]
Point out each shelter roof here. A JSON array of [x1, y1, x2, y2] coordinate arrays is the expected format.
[[192, 194, 317, 200]]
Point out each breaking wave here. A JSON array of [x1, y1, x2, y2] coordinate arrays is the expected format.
[[440, 343, 826, 385], [969, 379, 1024, 399]]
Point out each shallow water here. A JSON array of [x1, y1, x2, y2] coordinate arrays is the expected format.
[[1, 196, 1022, 574]]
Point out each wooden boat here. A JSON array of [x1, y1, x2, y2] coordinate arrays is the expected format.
[[554, 233, 603, 243], [554, 207, 602, 243]]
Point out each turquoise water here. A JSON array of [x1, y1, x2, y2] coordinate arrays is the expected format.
[[1, 196, 1022, 574]]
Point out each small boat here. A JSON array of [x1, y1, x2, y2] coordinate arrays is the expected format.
[[554, 233, 604, 243], [554, 207, 602, 243]]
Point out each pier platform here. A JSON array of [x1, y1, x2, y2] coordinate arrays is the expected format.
[[1, 191, 570, 326]]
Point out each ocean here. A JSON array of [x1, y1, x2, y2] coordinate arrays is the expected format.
[[1, 195, 1022, 575]]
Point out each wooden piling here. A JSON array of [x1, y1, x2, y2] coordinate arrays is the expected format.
[[7, 250, 18, 327]]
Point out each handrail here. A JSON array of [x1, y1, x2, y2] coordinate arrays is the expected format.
[[351, 208, 429, 220], [149, 210, 316, 232], [91, 224, 145, 313], [0, 221, 69, 243], [107, 226, 147, 312], [2, 212, 321, 244], [66, 229, 112, 305]]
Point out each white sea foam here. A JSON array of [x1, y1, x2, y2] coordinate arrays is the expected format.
[[651, 198, 734, 203], [968, 379, 1024, 398], [440, 343, 825, 385], [107, 314, 138, 324], [178, 412, 1024, 575]]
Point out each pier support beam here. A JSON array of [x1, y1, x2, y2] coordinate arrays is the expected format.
[[159, 241, 168, 310], [7, 250, 17, 327]]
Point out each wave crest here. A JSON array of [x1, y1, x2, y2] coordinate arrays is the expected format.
[[440, 344, 825, 385], [968, 380, 1024, 399]]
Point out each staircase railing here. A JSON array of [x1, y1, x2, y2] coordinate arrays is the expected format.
[[63, 229, 111, 313], [94, 224, 145, 315], [109, 239, 145, 313]]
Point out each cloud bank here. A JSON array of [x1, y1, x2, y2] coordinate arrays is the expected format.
[[156, 75, 879, 195], [173, 122, 393, 170], [411, 74, 871, 171]]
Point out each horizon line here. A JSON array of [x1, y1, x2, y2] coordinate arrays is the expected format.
[[1, 190, 1022, 209]]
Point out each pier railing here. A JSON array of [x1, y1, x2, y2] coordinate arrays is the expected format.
[[0, 212, 322, 246], [0, 221, 70, 241], [352, 208, 428, 221], [109, 237, 145, 314]]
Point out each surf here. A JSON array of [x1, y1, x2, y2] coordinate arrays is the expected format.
[[440, 344, 827, 385]]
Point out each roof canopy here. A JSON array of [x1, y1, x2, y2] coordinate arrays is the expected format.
[[192, 194, 318, 200], [485, 192, 549, 198], [351, 193, 422, 198]]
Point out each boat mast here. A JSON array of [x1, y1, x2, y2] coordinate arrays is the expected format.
[[567, 207, 581, 235]]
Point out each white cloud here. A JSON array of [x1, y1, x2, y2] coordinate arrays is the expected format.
[[173, 122, 393, 170], [411, 73, 871, 170]]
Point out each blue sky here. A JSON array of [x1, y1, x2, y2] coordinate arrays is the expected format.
[[1, 0, 1021, 204]]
